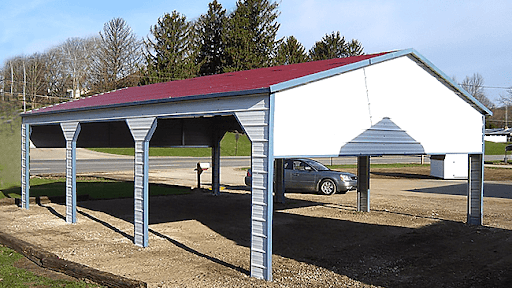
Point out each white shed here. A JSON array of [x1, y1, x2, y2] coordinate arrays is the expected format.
[[430, 154, 469, 179], [20, 49, 491, 281]]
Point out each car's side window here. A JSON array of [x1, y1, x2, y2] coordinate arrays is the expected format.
[[293, 161, 306, 171], [284, 160, 292, 170]]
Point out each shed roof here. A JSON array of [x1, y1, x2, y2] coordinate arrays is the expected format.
[[23, 49, 492, 116], [25, 52, 390, 115]]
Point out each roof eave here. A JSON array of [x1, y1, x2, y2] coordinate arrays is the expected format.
[[21, 87, 271, 118]]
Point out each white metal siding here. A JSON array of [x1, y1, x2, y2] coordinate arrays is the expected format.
[[273, 56, 484, 157], [274, 68, 369, 157], [364, 56, 483, 154]]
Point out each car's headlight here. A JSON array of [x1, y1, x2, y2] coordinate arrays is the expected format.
[[340, 174, 351, 181]]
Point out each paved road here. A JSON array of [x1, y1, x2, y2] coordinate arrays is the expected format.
[[29, 149, 507, 175], [30, 157, 251, 175]]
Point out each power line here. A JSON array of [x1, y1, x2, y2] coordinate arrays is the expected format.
[[458, 83, 511, 90]]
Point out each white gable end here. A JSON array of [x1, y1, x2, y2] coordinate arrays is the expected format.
[[273, 68, 370, 157], [364, 56, 484, 154], [273, 55, 484, 157]]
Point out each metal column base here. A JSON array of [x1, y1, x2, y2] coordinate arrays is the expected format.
[[468, 154, 484, 225], [357, 156, 370, 212]]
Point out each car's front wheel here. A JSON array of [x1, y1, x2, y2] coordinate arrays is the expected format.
[[319, 179, 336, 195]]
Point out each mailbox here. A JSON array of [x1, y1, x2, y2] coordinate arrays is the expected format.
[[195, 162, 210, 188]]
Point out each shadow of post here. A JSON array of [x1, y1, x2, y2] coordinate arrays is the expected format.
[[149, 228, 249, 276]]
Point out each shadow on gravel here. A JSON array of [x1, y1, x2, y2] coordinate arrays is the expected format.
[[70, 187, 512, 287], [407, 182, 512, 199]]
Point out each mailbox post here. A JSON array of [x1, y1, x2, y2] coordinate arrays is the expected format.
[[505, 144, 512, 164], [195, 162, 210, 189]]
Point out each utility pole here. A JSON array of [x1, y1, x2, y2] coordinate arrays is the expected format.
[[10, 61, 13, 97], [23, 61, 26, 112], [506, 104, 508, 129], [1, 72, 4, 101]]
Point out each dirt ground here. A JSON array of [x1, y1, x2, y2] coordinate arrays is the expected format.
[[1, 166, 512, 287]]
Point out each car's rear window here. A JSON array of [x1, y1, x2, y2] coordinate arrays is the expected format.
[[303, 159, 330, 171]]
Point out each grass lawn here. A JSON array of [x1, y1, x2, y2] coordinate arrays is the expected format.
[[88, 132, 251, 157], [0, 177, 190, 200], [485, 141, 512, 155], [0, 245, 98, 287]]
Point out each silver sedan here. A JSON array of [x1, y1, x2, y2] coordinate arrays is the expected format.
[[245, 158, 357, 195]]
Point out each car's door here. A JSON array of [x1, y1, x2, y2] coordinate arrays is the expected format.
[[289, 160, 317, 191]]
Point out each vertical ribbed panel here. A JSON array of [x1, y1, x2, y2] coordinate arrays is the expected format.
[[235, 97, 273, 281], [274, 159, 285, 204], [339, 117, 425, 156], [467, 154, 483, 225], [21, 124, 30, 209], [133, 140, 147, 246], [61, 122, 81, 223], [211, 135, 221, 195], [126, 117, 157, 247], [357, 156, 370, 212]]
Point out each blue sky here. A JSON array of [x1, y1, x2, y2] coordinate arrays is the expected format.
[[1, 0, 511, 104]]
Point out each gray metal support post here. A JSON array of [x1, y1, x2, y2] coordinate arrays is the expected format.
[[126, 117, 157, 247], [235, 95, 274, 281], [467, 154, 484, 225], [357, 156, 370, 212], [211, 135, 221, 195], [21, 123, 30, 209], [275, 158, 285, 204], [61, 122, 81, 223]]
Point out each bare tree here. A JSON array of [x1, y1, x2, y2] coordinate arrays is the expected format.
[[498, 90, 512, 128], [60, 37, 97, 98], [44, 46, 71, 97], [461, 73, 494, 109], [92, 18, 142, 93], [25, 53, 48, 102]]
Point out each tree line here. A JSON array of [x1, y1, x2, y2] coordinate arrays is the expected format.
[[0, 0, 364, 99]]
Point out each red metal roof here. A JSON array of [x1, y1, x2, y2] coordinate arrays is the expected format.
[[27, 52, 390, 114]]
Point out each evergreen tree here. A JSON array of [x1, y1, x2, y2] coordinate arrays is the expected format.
[[92, 18, 142, 93], [225, 0, 281, 72], [309, 31, 364, 61], [275, 36, 307, 65], [143, 11, 197, 84], [195, 0, 228, 76]]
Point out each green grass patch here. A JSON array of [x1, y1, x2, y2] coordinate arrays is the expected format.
[[485, 141, 512, 155], [88, 132, 251, 157], [486, 160, 512, 165], [0, 244, 97, 287], [0, 177, 190, 200], [90, 147, 213, 157], [0, 101, 21, 189]]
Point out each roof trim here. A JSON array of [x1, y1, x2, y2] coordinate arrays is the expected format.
[[22, 87, 270, 117], [269, 59, 371, 93]]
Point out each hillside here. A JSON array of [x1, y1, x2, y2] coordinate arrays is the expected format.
[[0, 100, 21, 188]]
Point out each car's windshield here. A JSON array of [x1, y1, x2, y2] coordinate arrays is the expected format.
[[303, 159, 330, 171]]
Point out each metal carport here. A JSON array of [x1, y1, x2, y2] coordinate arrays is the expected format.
[[20, 49, 492, 281]]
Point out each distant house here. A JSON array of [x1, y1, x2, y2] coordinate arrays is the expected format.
[[485, 128, 512, 143]]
